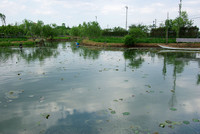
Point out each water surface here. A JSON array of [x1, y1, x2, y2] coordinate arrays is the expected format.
[[0, 42, 200, 134]]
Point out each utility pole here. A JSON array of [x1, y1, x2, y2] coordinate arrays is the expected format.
[[155, 19, 157, 29], [95, 16, 97, 22], [166, 12, 169, 44], [125, 6, 128, 30], [177, 0, 182, 38]]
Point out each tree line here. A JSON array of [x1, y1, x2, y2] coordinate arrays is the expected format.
[[0, 11, 199, 40]]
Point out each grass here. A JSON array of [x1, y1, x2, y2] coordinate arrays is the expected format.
[[90, 36, 176, 43], [52, 36, 71, 40], [90, 37, 124, 43], [0, 38, 28, 42], [136, 38, 176, 43]]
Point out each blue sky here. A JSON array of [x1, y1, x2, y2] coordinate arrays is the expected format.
[[0, 0, 200, 29]]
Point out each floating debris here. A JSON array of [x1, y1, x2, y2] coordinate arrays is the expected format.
[[122, 112, 130, 115], [29, 95, 34, 98], [108, 108, 112, 111], [170, 107, 177, 111], [183, 121, 190, 125], [61, 78, 64, 80], [7, 100, 13, 103], [132, 95, 135, 97], [41, 113, 50, 119], [159, 123, 165, 128], [124, 80, 129, 82], [46, 114, 50, 119], [115, 69, 119, 71], [192, 119, 200, 122], [168, 125, 175, 129], [39, 96, 45, 102]]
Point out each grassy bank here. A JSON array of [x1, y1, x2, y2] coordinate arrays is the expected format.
[[90, 37, 176, 43], [0, 41, 35, 47], [0, 38, 28, 42]]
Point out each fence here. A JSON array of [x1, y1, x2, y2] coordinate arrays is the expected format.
[[176, 38, 200, 43]]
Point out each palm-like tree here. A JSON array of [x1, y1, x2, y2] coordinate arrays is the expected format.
[[0, 13, 6, 26]]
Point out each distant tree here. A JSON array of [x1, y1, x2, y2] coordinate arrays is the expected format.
[[70, 26, 80, 36], [0, 13, 6, 26], [80, 21, 101, 38], [166, 11, 193, 37], [42, 24, 57, 39], [113, 27, 127, 32], [129, 24, 149, 38]]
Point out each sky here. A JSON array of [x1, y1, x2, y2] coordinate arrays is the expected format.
[[0, 0, 200, 29]]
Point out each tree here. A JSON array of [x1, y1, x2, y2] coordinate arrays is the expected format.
[[170, 11, 193, 38], [70, 21, 101, 38], [70, 26, 80, 36], [42, 24, 57, 39], [129, 24, 149, 38], [0, 13, 6, 26]]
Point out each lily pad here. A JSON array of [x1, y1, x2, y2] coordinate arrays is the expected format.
[[5, 91, 22, 99], [192, 119, 200, 122], [145, 85, 151, 88], [111, 111, 116, 114], [183, 121, 190, 125], [122, 112, 130, 115], [113, 100, 118, 102], [119, 98, 123, 101], [170, 107, 177, 111]]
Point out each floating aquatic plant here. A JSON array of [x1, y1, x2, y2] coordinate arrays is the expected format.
[[170, 107, 177, 111], [192, 119, 200, 122], [122, 112, 130, 115], [183, 121, 190, 125], [111, 111, 116, 114]]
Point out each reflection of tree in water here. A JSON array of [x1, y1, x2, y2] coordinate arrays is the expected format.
[[0, 47, 19, 62], [45, 110, 105, 134], [123, 49, 147, 69], [70, 43, 101, 60], [197, 74, 200, 85], [0, 42, 60, 63], [158, 52, 198, 108]]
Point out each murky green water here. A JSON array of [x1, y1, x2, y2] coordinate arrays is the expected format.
[[0, 42, 200, 134]]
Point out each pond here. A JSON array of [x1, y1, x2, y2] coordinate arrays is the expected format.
[[0, 42, 200, 134]]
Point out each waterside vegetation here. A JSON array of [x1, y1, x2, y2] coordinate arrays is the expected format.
[[0, 11, 199, 47]]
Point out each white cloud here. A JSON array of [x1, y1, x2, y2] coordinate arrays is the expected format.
[[0, 0, 200, 28]]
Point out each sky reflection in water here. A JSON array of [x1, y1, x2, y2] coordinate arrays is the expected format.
[[0, 42, 200, 134]]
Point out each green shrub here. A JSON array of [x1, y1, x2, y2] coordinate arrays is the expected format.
[[124, 35, 135, 46]]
